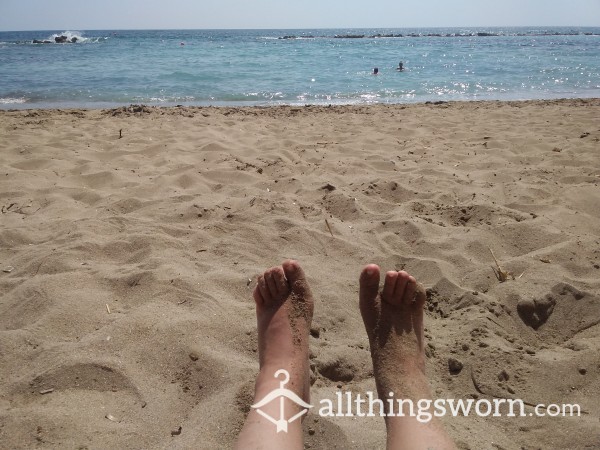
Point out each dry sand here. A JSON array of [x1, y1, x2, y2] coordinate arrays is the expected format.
[[1, 99, 599, 449]]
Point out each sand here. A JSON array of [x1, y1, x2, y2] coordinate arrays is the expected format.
[[1, 99, 599, 449]]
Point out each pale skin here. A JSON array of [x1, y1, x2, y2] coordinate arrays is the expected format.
[[236, 261, 455, 450]]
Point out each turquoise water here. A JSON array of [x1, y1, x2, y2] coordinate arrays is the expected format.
[[1, 28, 599, 108]]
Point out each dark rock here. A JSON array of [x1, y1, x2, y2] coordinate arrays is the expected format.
[[448, 358, 463, 375], [334, 34, 365, 39]]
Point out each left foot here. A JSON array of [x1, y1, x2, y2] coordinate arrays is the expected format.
[[253, 260, 314, 407], [236, 261, 313, 449]]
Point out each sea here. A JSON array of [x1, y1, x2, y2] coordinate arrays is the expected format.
[[1, 28, 599, 109]]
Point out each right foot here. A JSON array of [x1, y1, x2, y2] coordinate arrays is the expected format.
[[359, 265, 455, 449], [359, 264, 427, 400]]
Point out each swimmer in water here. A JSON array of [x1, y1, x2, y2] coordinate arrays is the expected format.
[[397, 61, 404, 71], [373, 67, 379, 75]]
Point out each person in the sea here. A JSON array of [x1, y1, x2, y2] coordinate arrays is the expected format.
[[373, 67, 379, 75], [397, 61, 404, 71], [235, 260, 456, 449]]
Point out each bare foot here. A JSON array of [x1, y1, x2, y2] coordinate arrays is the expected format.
[[236, 260, 313, 449], [359, 264, 455, 450], [254, 260, 313, 403], [359, 265, 426, 398]]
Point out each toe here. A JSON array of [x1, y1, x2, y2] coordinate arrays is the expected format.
[[264, 269, 280, 300], [253, 285, 264, 306], [414, 281, 427, 308], [382, 271, 398, 304], [359, 264, 381, 302], [394, 271, 410, 305], [404, 275, 417, 305], [272, 266, 289, 297], [282, 260, 310, 298], [257, 274, 272, 305], [359, 264, 381, 332]]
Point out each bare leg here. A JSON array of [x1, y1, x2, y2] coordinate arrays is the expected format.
[[359, 265, 456, 450], [236, 260, 313, 450]]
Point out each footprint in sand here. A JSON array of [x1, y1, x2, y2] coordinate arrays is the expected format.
[[517, 295, 556, 330]]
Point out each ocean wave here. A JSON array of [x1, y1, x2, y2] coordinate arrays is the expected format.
[[29, 31, 108, 44], [127, 94, 197, 104], [51, 30, 84, 41], [0, 97, 28, 104]]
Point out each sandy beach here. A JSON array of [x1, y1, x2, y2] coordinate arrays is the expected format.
[[1, 99, 599, 449]]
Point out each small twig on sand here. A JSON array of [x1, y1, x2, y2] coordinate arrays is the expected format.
[[325, 219, 334, 237], [1, 203, 17, 213], [488, 247, 514, 282]]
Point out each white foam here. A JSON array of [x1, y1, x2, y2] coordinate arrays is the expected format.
[[0, 97, 27, 104], [49, 31, 95, 43]]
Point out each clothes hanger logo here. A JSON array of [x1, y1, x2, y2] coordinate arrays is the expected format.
[[251, 369, 313, 433]]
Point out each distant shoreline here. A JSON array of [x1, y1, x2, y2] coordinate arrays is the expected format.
[[2, 25, 600, 33], [2, 97, 599, 114]]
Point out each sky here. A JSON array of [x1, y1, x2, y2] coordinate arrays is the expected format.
[[1, 0, 599, 31]]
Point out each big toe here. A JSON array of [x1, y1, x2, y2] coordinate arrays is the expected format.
[[282, 260, 311, 299], [359, 264, 381, 312]]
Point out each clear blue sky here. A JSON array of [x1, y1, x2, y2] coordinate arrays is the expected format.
[[1, 0, 599, 31]]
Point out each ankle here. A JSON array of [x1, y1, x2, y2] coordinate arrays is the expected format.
[[255, 364, 304, 396]]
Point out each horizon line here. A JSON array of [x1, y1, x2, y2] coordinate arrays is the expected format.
[[1, 24, 599, 33]]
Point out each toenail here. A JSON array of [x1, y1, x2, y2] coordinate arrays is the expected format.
[[366, 268, 374, 276]]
